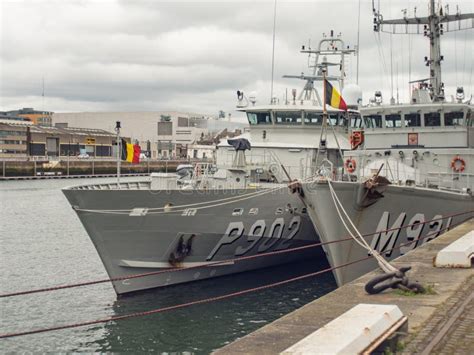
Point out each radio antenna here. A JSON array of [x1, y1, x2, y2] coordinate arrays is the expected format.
[[270, 0, 277, 104]]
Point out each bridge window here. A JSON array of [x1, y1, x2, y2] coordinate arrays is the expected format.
[[424, 112, 441, 127], [444, 111, 464, 126], [275, 111, 302, 125], [305, 112, 323, 125], [385, 114, 402, 128], [247, 112, 271, 125], [467, 110, 473, 126], [336, 114, 348, 127], [350, 116, 363, 128], [404, 113, 421, 127], [364, 115, 382, 128]]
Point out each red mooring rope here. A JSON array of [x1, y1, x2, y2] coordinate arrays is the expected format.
[[1, 210, 472, 299], [0, 219, 469, 340]]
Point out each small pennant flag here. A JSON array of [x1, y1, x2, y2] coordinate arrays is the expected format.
[[121, 139, 141, 164], [325, 79, 347, 111]]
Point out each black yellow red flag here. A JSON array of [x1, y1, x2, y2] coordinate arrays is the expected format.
[[325, 79, 347, 111], [121, 139, 141, 164]]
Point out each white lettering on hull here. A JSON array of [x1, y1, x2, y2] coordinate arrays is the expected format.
[[370, 212, 453, 256], [206, 216, 301, 261], [370, 212, 406, 257]]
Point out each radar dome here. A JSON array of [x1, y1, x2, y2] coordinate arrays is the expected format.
[[342, 84, 363, 107], [249, 91, 257, 105]]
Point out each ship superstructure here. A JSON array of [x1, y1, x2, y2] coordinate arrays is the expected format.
[[300, 0, 474, 287]]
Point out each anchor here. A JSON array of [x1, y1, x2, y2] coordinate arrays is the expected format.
[[169, 234, 196, 266]]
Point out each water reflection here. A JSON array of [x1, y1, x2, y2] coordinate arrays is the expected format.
[[92, 258, 336, 354]]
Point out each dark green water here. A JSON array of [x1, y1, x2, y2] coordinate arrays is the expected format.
[[0, 178, 336, 353]]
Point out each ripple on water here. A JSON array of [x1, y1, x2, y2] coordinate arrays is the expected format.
[[1, 177, 336, 353]]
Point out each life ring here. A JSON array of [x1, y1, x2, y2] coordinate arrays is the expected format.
[[345, 158, 356, 173], [269, 164, 280, 175], [451, 156, 466, 173]]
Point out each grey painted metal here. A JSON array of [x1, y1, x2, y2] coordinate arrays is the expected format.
[[301, 180, 474, 286], [63, 185, 324, 295]]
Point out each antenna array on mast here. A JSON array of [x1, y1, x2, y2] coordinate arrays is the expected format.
[[372, 0, 474, 102], [283, 30, 356, 105]]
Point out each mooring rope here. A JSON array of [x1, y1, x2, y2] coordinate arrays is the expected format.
[[327, 179, 398, 273], [1, 210, 471, 299], [0, 221, 468, 340]]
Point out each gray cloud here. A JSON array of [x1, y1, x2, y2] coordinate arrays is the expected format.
[[1, 0, 473, 118]]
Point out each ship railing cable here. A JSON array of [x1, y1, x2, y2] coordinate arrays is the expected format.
[[1, 210, 471, 299], [72, 172, 325, 215], [73, 185, 285, 214], [0, 220, 468, 340]]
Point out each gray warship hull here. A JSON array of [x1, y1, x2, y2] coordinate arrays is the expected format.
[[63, 183, 324, 295], [301, 181, 473, 286]]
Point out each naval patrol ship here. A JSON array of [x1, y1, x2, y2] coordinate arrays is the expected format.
[[63, 32, 360, 295], [300, 0, 474, 287]]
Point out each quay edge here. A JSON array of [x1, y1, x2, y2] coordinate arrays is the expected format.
[[214, 219, 474, 354]]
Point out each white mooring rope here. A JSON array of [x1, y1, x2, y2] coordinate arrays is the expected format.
[[327, 179, 398, 274]]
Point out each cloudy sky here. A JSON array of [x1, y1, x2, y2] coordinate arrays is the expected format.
[[1, 0, 473, 119]]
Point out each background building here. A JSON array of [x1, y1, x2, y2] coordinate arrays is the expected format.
[[53, 111, 247, 159], [0, 116, 31, 158], [4, 108, 53, 126], [29, 124, 116, 158]]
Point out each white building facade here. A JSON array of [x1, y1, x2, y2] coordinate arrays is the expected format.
[[53, 111, 247, 159]]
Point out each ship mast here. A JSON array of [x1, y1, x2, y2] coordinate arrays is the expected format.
[[373, 0, 474, 102], [283, 30, 356, 105]]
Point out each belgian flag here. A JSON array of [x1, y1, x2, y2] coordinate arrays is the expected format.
[[121, 139, 141, 164], [325, 79, 347, 111]]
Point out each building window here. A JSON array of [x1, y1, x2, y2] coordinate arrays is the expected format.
[[157, 122, 173, 135], [30, 143, 46, 156], [385, 114, 402, 128], [304, 112, 323, 125], [247, 112, 271, 125], [178, 117, 189, 127], [364, 115, 382, 128], [424, 112, 441, 127], [444, 111, 464, 126], [96, 146, 112, 157], [275, 111, 302, 125], [404, 113, 421, 127]]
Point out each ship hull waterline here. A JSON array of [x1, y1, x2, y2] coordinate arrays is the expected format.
[[301, 180, 473, 287], [63, 187, 327, 295]]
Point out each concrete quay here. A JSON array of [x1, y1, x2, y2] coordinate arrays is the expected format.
[[215, 219, 473, 354]]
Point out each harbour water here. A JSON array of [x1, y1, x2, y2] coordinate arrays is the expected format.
[[0, 177, 336, 353]]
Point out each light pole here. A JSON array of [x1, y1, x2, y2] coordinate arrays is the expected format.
[[115, 121, 121, 186]]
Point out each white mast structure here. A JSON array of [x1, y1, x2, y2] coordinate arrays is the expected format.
[[373, 0, 474, 102], [283, 30, 356, 105]]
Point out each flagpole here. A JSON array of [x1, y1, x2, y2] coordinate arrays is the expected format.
[[314, 68, 327, 172], [115, 121, 121, 187], [322, 68, 328, 129], [323, 69, 327, 114]]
